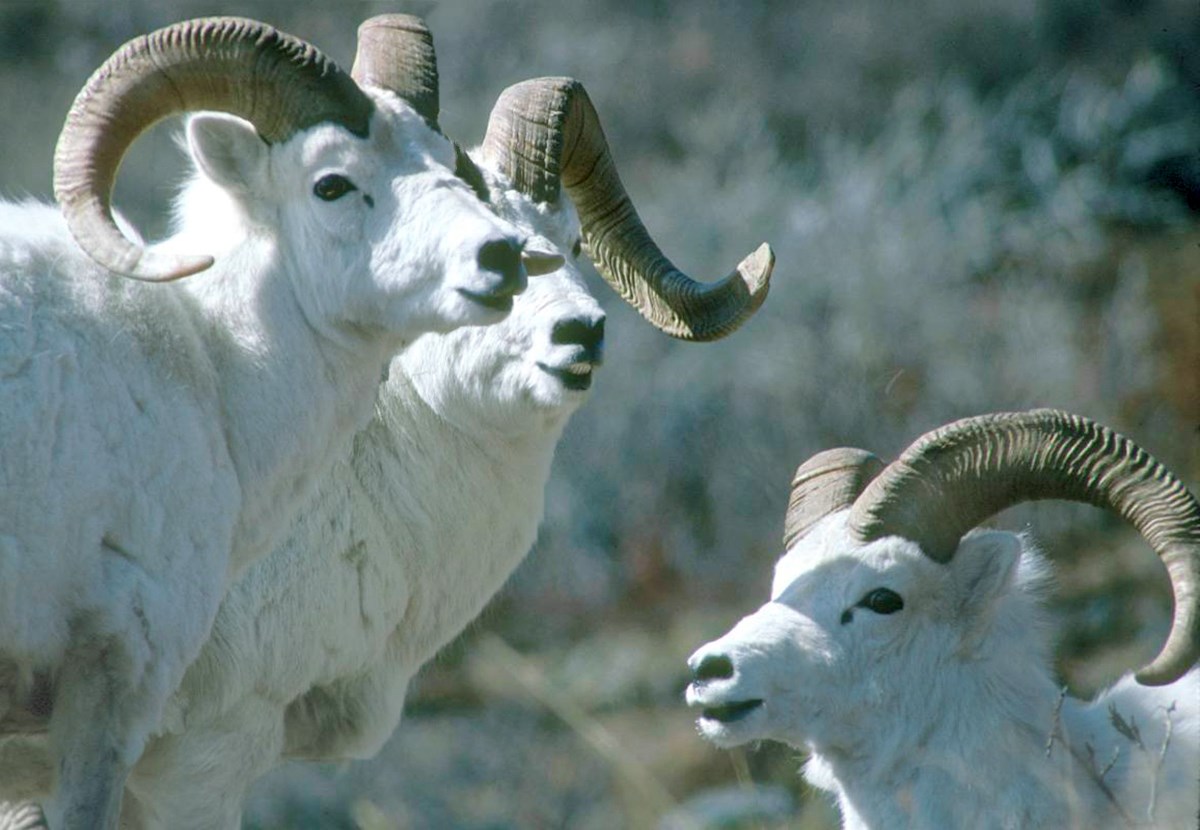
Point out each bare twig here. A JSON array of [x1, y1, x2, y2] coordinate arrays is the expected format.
[[472, 633, 685, 827], [1068, 739, 1136, 828], [729, 746, 755, 791], [1109, 703, 1144, 751], [1046, 694, 1136, 827], [1098, 746, 1120, 781], [1046, 686, 1068, 758], [1145, 702, 1176, 825], [1083, 741, 1120, 783]]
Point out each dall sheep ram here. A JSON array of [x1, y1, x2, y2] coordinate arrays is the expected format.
[[0, 70, 774, 828], [0, 14, 551, 828], [686, 410, 1200, 829]]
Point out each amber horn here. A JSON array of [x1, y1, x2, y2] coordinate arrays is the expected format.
[[847, 409, 1200, 685], [784, 448, 884, 550], [54, 16, 373, 282], [350, 14, 438, 125], [480, 76, 772, 341]]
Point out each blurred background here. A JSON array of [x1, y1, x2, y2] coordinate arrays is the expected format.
[[2, 0, 1198, 827]]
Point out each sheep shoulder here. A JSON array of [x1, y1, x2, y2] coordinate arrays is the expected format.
[[1061, 669, 1200, 828], [0, 201, 237, 680], [174, 364, 558, 761]]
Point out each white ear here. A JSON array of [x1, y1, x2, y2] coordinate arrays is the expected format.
[[950, 529, 1022, 615], [186, 113, 269, 197]]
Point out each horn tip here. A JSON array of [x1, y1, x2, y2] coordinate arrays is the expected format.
[[1134, 655, 1196, 687], [791, 447, 883, 487], [522, 248, 565, 277], [167, 253, 216, 280], [124, 252, 215, 283], [358, 14, 431, 36], [737, 242, 774, 296], [1135, 609, 1199, 686]]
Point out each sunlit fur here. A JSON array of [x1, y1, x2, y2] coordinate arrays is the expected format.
[[0, 86, 523, 829], [0, 152, 601, 829], [687, 512, 1200, 829]]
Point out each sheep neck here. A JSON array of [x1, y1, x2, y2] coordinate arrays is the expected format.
[[182, 246, 394, 578], [807, 620, 1130, 827], [348, 367, 567, 666]]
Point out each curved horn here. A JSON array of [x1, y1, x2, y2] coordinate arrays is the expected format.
[[0, 803, 47, 830], [54, 16, 373, 282], [479, 77, 772, 342], [784, 448, 883, 550], [847, 409, 1200, 686], [350, 14, 438, 125]]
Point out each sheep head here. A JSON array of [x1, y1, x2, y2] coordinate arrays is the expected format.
[[397, 146, 605, 434], [686, 410, 1200, 752], [55, 15, 550, 339]]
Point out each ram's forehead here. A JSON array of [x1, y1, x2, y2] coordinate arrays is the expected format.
[[286, 125, 355, 169], [770, 512, 924, 600], [505, 191, 580, 248], [290, 91, 451, 168]]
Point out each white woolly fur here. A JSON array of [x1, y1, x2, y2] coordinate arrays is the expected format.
[[0, 149, 602, 829], [687, 512, 1200, 829], [0, 86, 525, 829]]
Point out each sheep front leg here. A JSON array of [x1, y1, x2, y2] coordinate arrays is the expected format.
[[43, 641, 137, 830], [124, 696, 286, 830]]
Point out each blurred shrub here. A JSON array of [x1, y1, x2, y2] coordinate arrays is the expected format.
[[512, 55, 1199, 627]]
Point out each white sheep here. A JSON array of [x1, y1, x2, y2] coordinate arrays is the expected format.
[[0, 14, 550, 828], [686, 410, 1200, 830], [0, 74, 773, 828]]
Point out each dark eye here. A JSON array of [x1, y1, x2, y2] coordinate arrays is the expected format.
[[572, 237, 583, 258], [858, 588, 904, 615], [313, 174, 357, 202]]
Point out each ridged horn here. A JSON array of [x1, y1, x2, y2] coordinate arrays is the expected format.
[[54, 16, 374, 282], [0, 803, 47, 830], [350, 14, 438, 125], [784, 448, 883, 550], [479, 77, 772, 341], [847, 409, 1200, 686]]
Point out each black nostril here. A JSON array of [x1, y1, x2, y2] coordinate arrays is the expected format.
[[478, 238, 526, 294], [551, 315, 606, 352], [693, 653, 735, 682], [478, 238, 521, 273]]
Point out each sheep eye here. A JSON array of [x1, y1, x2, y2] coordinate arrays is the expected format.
[[859, 588, 904, 615], [572, 237, 583, 258], [313, 174, 357, 202]]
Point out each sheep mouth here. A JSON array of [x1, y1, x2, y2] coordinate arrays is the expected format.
[[458, 288, 514, 313], [700, 699, 763, 724], [537, 361, 594, 391]]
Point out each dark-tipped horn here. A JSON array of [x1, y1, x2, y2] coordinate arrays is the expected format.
[[479, 76, 771, 342], [54, 16, 373, 282], [350, 14, 438, 125], [847, 409, 1200, 685], [784, 448, 883, 550]]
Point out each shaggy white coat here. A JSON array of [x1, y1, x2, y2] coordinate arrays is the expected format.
[[687, 514, 1200, 829], [0, 88, 522, 828], [0, 156, 599, 829]]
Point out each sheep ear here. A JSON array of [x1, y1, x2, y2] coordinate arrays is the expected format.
[[187, 113, 269, 197], [950, 529, 1022, 614]]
